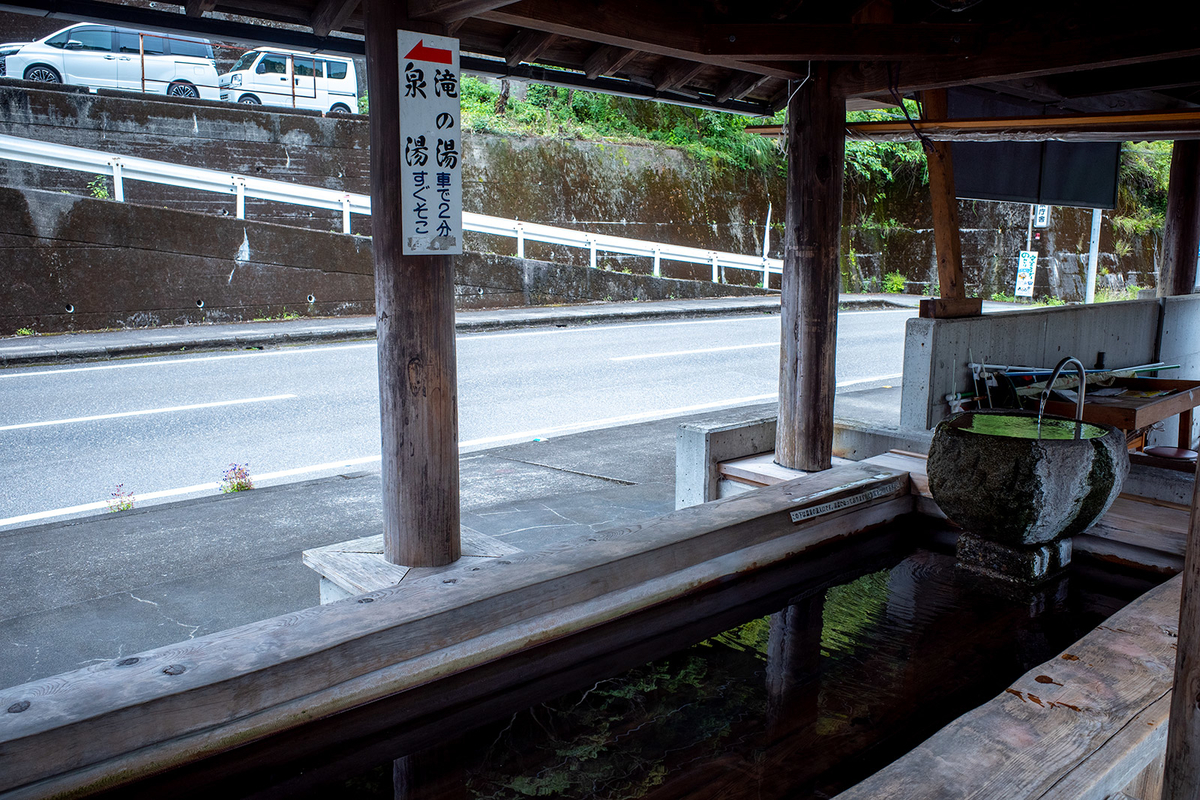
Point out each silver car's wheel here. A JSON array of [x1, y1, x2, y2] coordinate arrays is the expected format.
[[24, 65, 61, 83], [329, 103, 351, 114], [167, 81, 199, 98], [238, 94, 261, 105]]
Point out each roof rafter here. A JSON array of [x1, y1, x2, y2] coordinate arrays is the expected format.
[[308, 0, 359, 37], [502, 29, 557, 66], [702, 23, 981, 60], [478, 0, 805, 80], [583, 45, 637, 80], [408, 0, 523, 23]]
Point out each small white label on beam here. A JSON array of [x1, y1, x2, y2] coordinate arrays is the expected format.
[[789, 480, 901, 523], [398, 30, 462, 255], [1034, 205, 1051, 228]]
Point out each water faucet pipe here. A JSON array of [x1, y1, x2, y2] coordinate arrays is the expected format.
[[1039, 357, 1088, 440]]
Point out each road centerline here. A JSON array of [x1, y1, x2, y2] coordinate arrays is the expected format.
[[0, 394, 298, 432], [610, 342, 777, 361]]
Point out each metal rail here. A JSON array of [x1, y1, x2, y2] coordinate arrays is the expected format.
[[0, 132, 782, 284]]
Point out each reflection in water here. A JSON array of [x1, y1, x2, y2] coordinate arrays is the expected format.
[[331, 548, 1159, 800]]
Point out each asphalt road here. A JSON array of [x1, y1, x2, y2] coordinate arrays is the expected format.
[[0, 309, 914, 527]]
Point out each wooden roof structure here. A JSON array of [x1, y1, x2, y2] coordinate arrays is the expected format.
[[5, 0, 1200, 118]]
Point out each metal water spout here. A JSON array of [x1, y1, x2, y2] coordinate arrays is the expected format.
[[1038, 356, 1087, 440]]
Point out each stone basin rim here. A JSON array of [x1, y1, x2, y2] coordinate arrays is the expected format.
[[944, 409, 1111, 441]]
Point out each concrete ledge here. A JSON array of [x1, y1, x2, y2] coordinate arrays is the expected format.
[[676, 414, 934, 508]]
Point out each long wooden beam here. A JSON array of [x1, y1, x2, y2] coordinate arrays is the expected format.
[[1163, 465, 1200, 798], [841, 109, 1200, 142], [701, 23, 981, 60], [0, 466, 911, 796], [407, 0, 521, 22], [478, 0, 804, 81], [834, 24, 1200, 97]]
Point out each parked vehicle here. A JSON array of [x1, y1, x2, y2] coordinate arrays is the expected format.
[[219, 48, 357, 113], [0, 23, 219, 100]]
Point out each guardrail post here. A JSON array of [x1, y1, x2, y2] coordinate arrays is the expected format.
[[110, 160, 124, 203], [762, 257, 770, 289], [342, 194, 352, 234], [234, 178, 246, 219], [589, 237, 597, 269], [653, 248, 662, 278], [710, 253, 720, 283], [516, 222, 525, 259]]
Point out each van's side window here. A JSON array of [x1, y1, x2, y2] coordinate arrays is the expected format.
[[294, 58, 319, 77], [118, 32, 166, 55], [258, 54, 287, 75], [326, 60, 348, 80], [68, 27, 114, 52], [169, 38, 213, 58]]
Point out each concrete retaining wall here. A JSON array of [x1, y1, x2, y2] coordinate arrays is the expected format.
[[0, 185, 764, 334]]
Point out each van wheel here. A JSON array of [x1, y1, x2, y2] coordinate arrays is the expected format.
[[24, 65, 62, 83], [238, 94, 261, 105], [167, 81, 200, 98], [330, 103, 351, 114]]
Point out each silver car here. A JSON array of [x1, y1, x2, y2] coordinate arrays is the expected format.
[[0, 23, 220, 100]]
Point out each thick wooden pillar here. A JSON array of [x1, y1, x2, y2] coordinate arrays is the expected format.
[[1160, 140, 1200, 298], [776, 63, 844, 472], [365, 0, 461, 567], [918, 89, 982, 319], [1163, 467, 1200, 799]]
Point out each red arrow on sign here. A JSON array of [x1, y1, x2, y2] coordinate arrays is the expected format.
[[405, 39, 453, 65]]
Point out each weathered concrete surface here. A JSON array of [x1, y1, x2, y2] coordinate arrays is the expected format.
[[0, 80, 1158, 298], [926, 410, 1129, 547], [0, 185, 766, 333]]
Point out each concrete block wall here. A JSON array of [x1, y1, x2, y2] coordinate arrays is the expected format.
[[0, 185, 765, 334], [1150, 294, 1200, 449], [900, 301, 1163, 430]]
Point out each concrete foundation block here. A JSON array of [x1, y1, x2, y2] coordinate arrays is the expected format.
[[956, 532, 1072, 584]]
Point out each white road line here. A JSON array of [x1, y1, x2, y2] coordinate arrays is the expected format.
[[0, 394, 297, 431], [610, 342, 775, 361], [0, 344, 375, 379]]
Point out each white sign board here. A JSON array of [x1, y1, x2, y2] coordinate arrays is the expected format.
[[1016, 250, 1038, 297], [398, 30, 462, 255], [1034, 205, 1051, 228]]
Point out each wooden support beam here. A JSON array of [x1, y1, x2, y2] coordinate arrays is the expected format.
[[654, 59, 706, 93], [833, 24, 1200, 97], [715, 71, 770, 104], [407, 0, 521, 22], [1160, 140, 1200, 298], [921, 89, 965, 304], [918, 297, 983, 319], [700, 23, 980, 60], [479, 0, 804, 80], [184, 0, 217, 18], [776, 63, 844, 472], [846, 109, 1200, 143], [583, 44, 636, 80], [503, 29, 557, 67], [365, 0, 461, 568], [309, 0, 359, 37], [1162, 464, 1200, 798]]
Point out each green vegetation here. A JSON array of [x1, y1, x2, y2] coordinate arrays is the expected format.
[[106, 484, 135, 512], [15, 327, 34, 336], [882, 270, 907, 293], [220, 463, 254, 493], [1096, 283, 1142, 303], [252, 311, 300, 322], [87, 175, 110, 200]]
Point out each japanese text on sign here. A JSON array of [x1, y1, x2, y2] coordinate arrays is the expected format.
[[398, 31, 461, 254], [1015, 250, 1038, 297]]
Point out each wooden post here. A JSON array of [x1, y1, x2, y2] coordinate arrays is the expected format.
[[766, 596, 824, 730], [1160, 140, 1200, 298], [365, 0, 461, 567], [1163, 464, 1200, 799], [776, 63, 844, 472], [918, 90, 983, 319]]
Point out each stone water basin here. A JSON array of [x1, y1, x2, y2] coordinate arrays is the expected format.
[[927, 409, 1129, 550]]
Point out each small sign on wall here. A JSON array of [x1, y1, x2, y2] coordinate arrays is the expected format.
[[1016, 250, 1038, 297], [1034, 204, 1051, 228], [398, 30, 462, 255]]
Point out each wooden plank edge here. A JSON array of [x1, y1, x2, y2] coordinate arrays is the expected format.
[[0, 466, 914, 796]]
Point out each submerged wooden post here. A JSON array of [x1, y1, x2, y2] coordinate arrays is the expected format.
[[776, 63, 844, 472], [919, 89, 982, 319], [1160, 140, 1200, 298], [1163, 465, 1200, 798], [365, 0, 461, 567]]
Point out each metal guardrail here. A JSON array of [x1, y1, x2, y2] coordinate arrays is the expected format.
[[0, 132, 783, 283]]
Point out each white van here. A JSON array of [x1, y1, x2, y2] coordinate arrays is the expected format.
[[0, 23, 219, 99], [219, 48, 358, 113]]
